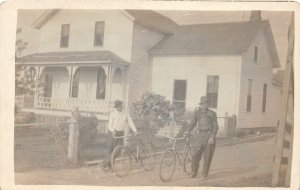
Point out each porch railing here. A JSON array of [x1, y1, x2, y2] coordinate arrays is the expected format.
[[36, 97, 113, 114], [13, 96, 113, 114]]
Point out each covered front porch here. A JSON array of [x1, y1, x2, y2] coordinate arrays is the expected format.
[[15, 51, 130, 117]]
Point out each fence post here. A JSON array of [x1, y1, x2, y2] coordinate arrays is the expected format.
[[68, 107, 80, 164], [224, 112, 228, 137]]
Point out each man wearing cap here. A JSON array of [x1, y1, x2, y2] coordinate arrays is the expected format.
[[186, 96, 219, 178], [102, 100, 138, 171]]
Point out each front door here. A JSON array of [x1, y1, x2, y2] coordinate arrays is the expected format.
[[43, 74, 53, 98]]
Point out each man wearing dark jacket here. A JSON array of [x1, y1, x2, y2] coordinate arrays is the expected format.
[[187, 96, 219, 178]]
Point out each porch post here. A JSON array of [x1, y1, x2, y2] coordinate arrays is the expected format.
[[123, 67, 129, 112], [67, 66, 78, 110]]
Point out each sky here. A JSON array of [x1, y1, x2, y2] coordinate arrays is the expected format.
[[18, 10, 293, 69]]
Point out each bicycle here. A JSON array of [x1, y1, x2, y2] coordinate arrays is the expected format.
[[158, 132, 193, 182], [110, 131, 156, 178]]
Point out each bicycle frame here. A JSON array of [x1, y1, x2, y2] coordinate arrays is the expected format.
[[168, 134, 191, 166], [112, 132, 146, 164]]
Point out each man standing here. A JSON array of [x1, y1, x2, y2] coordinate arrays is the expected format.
[[187, 96, 219, 178], [102, 100, 138, 171]]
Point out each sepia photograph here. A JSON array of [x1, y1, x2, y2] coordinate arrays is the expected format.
[[13, 8, 294, 187]]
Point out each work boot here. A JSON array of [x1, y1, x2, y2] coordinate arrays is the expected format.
[[188, 172, 197, 178]]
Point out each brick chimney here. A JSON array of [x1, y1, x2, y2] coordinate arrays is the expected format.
[[250, 11, 262, 21]]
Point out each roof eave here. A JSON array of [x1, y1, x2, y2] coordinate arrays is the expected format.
[[31, 9, 60, 29]]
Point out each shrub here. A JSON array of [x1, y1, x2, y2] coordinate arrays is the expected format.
[[130, 92, 172, 130]]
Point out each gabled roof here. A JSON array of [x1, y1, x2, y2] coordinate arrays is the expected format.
[[125, 10, 178, 34], [16, 50, 129, 66], [149, 20, 280, 68], [31, 9, 178, 34]]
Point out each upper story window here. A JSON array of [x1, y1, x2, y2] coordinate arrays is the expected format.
[[94, 21, 105, 47], [60, 24, 70, 48], [254, 46, 258, 63]]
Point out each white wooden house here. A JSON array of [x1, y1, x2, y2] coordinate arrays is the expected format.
[[16, 10, 282, 133]]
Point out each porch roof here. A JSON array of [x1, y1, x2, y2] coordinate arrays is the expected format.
[[16, 50, 130, 66]]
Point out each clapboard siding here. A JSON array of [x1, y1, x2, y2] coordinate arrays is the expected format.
[[151, 55, 242, 118], [128, 24, 165, 105], [38, 10, 134, 62], [237, 30, 281, 128]]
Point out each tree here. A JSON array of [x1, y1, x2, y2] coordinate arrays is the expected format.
[[15, 27, 43, 96]]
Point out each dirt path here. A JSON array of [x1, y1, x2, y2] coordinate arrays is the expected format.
[[15, 133, 276, 187]]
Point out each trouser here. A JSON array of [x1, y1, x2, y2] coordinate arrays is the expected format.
[[191, 132, 216, 177], [202, 141, 216, 177], [103, 130, 124, 168]]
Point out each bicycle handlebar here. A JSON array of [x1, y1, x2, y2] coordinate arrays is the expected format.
[[112, 131, 142, 139], [155, 132, 191, 141]]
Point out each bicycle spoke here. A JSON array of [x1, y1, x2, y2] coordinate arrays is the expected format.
[[111, 145, 132, 177], [159, 150, 176, 182]]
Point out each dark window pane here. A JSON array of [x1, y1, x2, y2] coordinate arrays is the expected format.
[[262, 84, 267, 112], [247, 95, 252, 112], [254, 46, 258, 62], [173, 80, 186, 101], [60, 24, 70, 48], [247, 79, 252, 111], [94, 21, 105, 46], [206, 76, 219, 108]]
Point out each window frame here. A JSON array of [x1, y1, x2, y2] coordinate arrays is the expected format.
[[206, 75, 219, 108], [60, 24, 70, 48], [247, 79, 252, 112], [254, 46, 258, 63], [94, 21, 105, 47], [172, 79, 187, 111], [262, 83, 267, 112]]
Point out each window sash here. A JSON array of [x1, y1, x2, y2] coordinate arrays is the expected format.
[[262, 84, 267, 112], [254, 46, 258, 62], [247, 95, 252, 112], [60, 24, 70, 48], [206, 92, 218, 108], [94, 21, 105, 46], [206, 75, 219, 108]]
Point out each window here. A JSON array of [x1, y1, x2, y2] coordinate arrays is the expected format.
[[72, 69, 80, 98], [60, 24, 70, 48], [206, 75, 219, 108], [96, 67, 106, 99], [254, 46, 258, 63], [173, 80, 187, 111], [262, 83, 267, 112], [94, 21, 105, 46], [247, 79, 252, 112]]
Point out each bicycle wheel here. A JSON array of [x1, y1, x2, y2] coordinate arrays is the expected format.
[[159, 149, 176, 182], [183, 146, 193, 176], [140, 142, 156, 171], [111, 145, 132, 177]]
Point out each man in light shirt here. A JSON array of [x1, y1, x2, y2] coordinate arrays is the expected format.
[[102, 100, 138, 171]]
